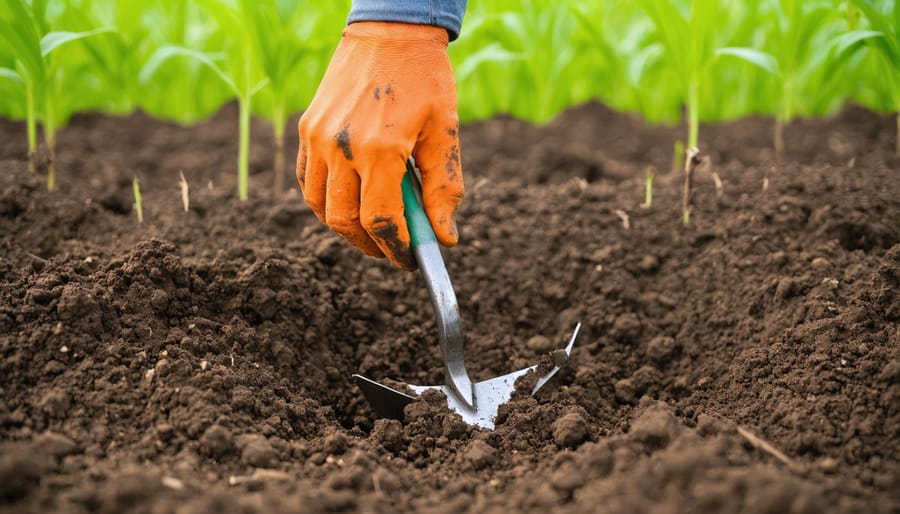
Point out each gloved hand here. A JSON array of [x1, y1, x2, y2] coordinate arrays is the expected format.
[[296, 22, 464, 271]]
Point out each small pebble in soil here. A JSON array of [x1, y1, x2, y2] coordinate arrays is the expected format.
[[818, 457, 839, 474], [552, 412, 590, 449], [811, 257, 831, 269]]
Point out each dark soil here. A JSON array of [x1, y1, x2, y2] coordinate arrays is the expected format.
[[1, 102, 898, 514]]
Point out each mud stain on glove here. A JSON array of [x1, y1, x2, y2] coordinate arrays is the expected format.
[[335, 125, 353, 160], [370, 216, 416, 271]]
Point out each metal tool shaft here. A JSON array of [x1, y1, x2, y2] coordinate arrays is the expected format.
[[412, 239, 475, 408], [402, 159, 475, 409]]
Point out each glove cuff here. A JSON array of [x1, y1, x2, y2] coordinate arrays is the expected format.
[[343, 21, 449, 46]]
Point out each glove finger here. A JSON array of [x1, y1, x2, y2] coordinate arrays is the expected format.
[[414, 113, 464, 247], [295, 141, 309, 190], [325, 163, 384, 258], [301, 147, 328, 224], [359, 154, 417, 271]]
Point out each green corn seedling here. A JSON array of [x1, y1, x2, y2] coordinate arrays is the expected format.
[[835, 0, 900, 155], [637, 0, 778, 224], [636, 0, 714, 150], [141, 0, 269, 201], [0, 0, 112, 187], [717, 1, 837, 160], [133, 175, 143, 224], [242, 0, 346, 196]]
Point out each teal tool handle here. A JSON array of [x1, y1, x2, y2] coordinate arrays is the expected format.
[[402, 160, 437, 248]]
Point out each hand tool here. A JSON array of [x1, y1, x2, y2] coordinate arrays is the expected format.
[[353, 159, 580, 429]]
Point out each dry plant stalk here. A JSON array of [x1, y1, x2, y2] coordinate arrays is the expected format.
[[709, 160, 723, 199], [614, 209, 630, 229], [641, 166, 655, 208], [682, 146, 701, 226], [178, 170, 190, 213], [736, 425, 800, 471]]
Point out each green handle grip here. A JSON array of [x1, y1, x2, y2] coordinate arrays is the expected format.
[[402, 160, 437, 248]]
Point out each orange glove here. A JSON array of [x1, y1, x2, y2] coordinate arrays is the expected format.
[[296, 22, 464, 271]]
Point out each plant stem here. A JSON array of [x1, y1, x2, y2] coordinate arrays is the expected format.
[[133, 176, 143, 224], [687, 78, 699, 149], [774, 120, 784, 163], [272, 105, 285, 197], [682, 147, 699, 226], [46, 131, 56, 192], [26, 83, 36, 173], [896, 112, 899, 158], [238, 96, 250, 201], [683, 78, 699, 227], [776, 79, 793, 163], [44, 96, 56, 191]]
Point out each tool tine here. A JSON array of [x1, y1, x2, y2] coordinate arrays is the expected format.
[[532, 322, 581, 395]]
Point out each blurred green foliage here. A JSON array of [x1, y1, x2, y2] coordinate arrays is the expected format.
[[1, 0, 893, 127], [0, 0, 895, 192]]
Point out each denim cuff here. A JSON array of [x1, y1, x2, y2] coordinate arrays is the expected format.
[[348, 0, 468, 41]]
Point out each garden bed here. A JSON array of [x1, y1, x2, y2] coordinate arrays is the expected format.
[[1, 103, 898, 513]]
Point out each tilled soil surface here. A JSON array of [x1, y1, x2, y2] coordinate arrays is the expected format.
[[1, 102, 898, 513]]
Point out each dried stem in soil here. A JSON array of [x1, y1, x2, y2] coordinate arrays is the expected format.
[[178, 171, 190, 213], [682, 146, 701, 225], [736, 425, 801, 472]]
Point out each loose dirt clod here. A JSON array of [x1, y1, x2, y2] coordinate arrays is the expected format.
[[552, 412, 591, 449]]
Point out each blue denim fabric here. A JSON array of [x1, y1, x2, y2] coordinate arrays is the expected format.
[[347, 0, 468, 41]]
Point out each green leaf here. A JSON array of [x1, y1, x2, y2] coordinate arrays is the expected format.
[[831, 29, 885, 58], [0, 66, 23, 84], [40, 28, 115, 57], [455, 42, 523, 82], [0, 1, 44, 85], [850, 0, 899, 66], [140, 44, 238, 95], [715, 47, 780, 76], [637, 0, 690, 77]]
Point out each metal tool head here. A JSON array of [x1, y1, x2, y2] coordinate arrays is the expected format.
[[353, 323, 580, 430]]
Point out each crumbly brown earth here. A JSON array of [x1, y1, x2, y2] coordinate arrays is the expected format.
[[1, 102, 898, 513]]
